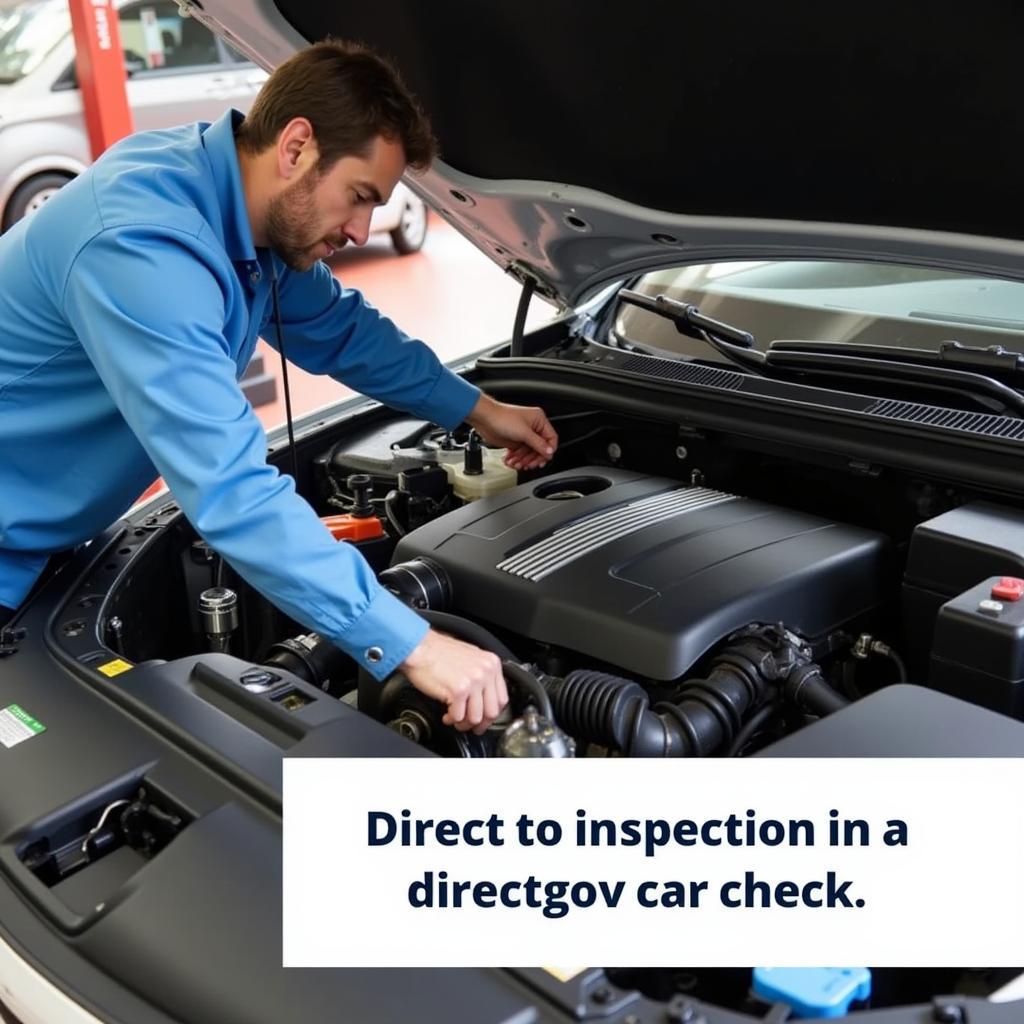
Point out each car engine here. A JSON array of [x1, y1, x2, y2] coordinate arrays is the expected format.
[[84, 408, 1024, 766], [28, 399, 1024, 1020], [390, 467, 888, 681]]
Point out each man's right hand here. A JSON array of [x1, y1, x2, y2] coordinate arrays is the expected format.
[[399, 629, 509, 734]]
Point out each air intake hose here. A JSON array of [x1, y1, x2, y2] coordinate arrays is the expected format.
[[545, 629, 847, 757]]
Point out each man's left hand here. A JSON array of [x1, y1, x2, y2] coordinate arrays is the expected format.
[[466, 394, 559, 471]]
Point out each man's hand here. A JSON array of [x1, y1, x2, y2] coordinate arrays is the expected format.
[[399, 629, 510, 733], [466, 393, 559, 471]]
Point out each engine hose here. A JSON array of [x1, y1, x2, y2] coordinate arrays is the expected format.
[[501, 661, 555, 721], [544, 669, 744, 757], [415, 609, 520, 663], [384, 490, 407, 537], [725, 701, 781, 757], [784, 664, 849, 717], [264, 634, 349, 692], [545, 637, 847, 758]]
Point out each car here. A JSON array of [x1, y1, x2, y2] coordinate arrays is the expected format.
[[1, 1, 1024, 1022], [0, 0, 428, 252]]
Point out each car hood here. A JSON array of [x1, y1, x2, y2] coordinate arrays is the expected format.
[[187, 0, 1024, 308]]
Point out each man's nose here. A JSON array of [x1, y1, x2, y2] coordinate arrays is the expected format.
[[343, 210, 373, 247]]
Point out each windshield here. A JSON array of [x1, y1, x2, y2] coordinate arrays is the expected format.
[[0, 1, 70, 84], [613, 261, 1024, 359]]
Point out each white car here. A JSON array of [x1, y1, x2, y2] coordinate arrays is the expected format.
[[0, 0, 428, 252]]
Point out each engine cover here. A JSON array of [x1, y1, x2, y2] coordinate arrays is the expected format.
[[392, 468, 889, 680]]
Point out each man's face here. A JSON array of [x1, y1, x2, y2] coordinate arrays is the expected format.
[[266, 134, 407, 272]]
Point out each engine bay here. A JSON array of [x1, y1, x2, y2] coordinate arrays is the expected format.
[[82, 393, 1024, 765], [10, 379, 1024, 1021]]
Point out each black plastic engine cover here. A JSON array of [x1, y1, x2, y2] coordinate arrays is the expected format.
[[392, 468, 889, 680]]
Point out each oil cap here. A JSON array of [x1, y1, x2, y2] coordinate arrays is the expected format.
[[752, 968, 872, 1018]]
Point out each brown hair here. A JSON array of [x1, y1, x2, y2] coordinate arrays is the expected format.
[[236, 40, 437, 171]]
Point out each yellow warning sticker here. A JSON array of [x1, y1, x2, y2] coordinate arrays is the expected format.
[[97, 658, 133, 677], [541, 967, 587, 983]]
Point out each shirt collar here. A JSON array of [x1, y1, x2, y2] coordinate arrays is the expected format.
[[201, 109, 258, 265]]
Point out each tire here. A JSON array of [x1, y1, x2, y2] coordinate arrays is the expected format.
[[389, 195, 428, 254], [3, 172, 73, 232]]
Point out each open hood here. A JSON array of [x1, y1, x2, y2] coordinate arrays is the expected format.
[[188, 0, 1024, 307]]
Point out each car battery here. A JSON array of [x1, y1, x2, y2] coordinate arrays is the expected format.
[[930, 576, 1024, 718], [901, 502, 1024, 678]]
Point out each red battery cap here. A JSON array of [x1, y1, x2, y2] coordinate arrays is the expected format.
[[991, 577, 1024, 601]]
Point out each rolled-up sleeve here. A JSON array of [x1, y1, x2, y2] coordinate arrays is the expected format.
[[262, 260, 480, 430], [62, 227, 427, 679]]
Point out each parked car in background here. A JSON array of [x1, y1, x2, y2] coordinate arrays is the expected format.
[[0, 0, 428, 252]]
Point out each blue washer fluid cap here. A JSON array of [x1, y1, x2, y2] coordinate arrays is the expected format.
[[752, 968, 872, 1019]]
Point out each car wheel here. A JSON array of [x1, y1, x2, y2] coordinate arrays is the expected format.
[[2, 172, 73, 231], [389, 195, 428, 254]]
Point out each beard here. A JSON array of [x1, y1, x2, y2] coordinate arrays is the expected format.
[[265, 169, 342, 272]]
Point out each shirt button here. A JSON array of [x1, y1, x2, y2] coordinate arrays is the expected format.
[[365, 646, 384, 664]]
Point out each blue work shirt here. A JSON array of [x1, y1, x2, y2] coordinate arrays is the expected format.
[[0, 109, 480, 679]]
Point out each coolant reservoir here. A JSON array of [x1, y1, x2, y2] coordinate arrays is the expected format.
[[445, 434, 517, 502]]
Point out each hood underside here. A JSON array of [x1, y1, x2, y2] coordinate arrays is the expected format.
[[190, 0, 1024, 306]]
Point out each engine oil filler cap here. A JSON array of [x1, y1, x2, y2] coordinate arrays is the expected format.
[[991, 576, 1024, 602], [752, 967, 872, 1019]]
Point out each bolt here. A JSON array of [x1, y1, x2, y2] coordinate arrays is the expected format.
[[591, 986, 613, 1004], [665, 996, 702, 1024], [933, 1006, 964, 1024], [607, 442, 622, 462], [675, 445, 688, 460]]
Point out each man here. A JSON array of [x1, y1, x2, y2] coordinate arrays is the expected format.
[[0, 40, 558, 733]]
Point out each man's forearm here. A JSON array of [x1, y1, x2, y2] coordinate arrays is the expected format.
[[465, 391, 500, 429]]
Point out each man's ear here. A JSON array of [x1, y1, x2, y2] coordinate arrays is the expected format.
[[276, 118, 318, 180]]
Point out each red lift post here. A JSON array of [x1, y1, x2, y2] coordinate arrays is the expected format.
[[67, 0, 134, 159]]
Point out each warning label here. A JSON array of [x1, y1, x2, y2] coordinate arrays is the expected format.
[[0, 704, 47, 749], [98, 658, 133, 677]]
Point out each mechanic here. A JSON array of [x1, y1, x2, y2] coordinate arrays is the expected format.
[[0, 40, 558, 733]]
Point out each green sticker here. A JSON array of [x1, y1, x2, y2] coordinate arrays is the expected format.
[[0, 704, 47, 749]]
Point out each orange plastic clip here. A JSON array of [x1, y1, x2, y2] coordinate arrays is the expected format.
[[320, 514, 385, 542]]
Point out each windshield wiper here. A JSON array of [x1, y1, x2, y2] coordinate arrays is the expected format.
[[618, 288, 1024, 416], [618, 288, 766, 374], [764, 345, 1024, 416], [770, 339, 1024, 381]]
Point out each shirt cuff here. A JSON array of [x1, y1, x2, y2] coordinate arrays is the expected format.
[[333, 584, 430, 681], [422, 368, 480, 430]]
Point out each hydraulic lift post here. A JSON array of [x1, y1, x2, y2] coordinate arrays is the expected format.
[[67, 0, 134, 159]]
